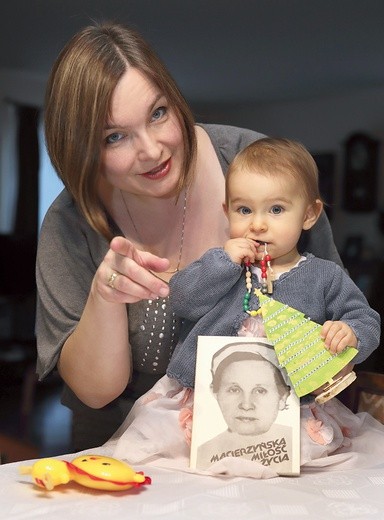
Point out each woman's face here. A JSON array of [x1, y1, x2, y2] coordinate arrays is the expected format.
[[101, 67, 184, 199], [215, 359, 288, 436]]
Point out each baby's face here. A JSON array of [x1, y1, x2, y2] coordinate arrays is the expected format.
[[226, 168, 314, 268]]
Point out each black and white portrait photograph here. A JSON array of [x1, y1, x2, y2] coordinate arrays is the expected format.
[[191, 336, 300, 475]]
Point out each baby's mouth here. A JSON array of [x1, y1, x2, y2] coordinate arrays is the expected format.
[[248, 239, 265, 246]]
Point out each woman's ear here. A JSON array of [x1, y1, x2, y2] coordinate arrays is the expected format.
[[302, 199, 323, 231], [278, 395, 289, 411], [278, 388, 291, 411]]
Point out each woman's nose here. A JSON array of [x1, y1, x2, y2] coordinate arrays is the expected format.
[[239, 396, 255, 410], [136, 131, 162, 161]]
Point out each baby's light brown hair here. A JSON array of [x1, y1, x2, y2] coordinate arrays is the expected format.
[[226, 137, 323, 209]]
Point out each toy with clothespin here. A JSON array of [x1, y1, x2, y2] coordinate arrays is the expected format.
[[256, 290, 358, 403]]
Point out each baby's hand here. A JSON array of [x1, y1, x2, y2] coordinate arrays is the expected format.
[[224, 238, 257, 265], [321, 321, 357, 355]]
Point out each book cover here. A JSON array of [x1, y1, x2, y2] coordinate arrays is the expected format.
[[190, 336, 300, 476]]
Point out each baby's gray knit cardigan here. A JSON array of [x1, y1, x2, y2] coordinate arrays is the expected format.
[[167, 249, 380, 388]]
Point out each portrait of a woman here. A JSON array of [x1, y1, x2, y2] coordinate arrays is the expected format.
[[195, 341, 295, 474]]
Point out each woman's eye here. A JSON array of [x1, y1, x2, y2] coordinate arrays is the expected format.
[[151, 106, 167, 121], [270, 205, 283, 215], [254, 387, 267, 395], [105, 132, 124, 145], [238, 206, 251, 215]]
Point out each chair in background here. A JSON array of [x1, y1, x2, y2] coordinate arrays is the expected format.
[[0, 234, 38, 440], [340, 371, 384, 424], [0, 433, 39, 464]]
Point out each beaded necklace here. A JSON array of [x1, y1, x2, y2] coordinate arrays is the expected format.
[[243, 244, 274, 316], [120, 188, 188, 274]]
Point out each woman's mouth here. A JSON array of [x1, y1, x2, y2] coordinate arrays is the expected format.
[[236, 416, 257, 422], [141, 158, 171, 180]]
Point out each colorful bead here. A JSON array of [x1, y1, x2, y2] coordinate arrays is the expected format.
[[243, 244, 274, 313]]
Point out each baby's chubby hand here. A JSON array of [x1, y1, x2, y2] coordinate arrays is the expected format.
[[321, 320, 357, 355], [224, 238, 258, 265]]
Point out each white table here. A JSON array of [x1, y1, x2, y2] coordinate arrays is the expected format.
[[1, 446, 384, 520]]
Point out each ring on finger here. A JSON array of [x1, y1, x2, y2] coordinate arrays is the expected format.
[[107, 272, 118, 289]]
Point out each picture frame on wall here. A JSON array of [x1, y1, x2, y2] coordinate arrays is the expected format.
[[342, 132, 379, 212]]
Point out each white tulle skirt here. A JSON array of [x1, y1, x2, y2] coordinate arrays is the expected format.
[[105, 375, 384, 479]]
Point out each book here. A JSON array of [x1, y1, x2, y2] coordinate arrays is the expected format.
[[191, 336, 300, 476]]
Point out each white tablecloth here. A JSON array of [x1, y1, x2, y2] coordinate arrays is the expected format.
[[1, 445, 384, 520]]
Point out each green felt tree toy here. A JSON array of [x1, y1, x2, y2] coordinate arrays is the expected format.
[[256, 290, 358, 403]]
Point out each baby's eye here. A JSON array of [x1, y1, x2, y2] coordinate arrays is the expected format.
[[270, 205, 283, 215], [151, 106, 167, 121], [238, 206, 252, 215], [105, 132, 124, 145]]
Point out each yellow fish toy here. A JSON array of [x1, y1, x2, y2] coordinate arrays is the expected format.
[[19, 454, 151, 492]]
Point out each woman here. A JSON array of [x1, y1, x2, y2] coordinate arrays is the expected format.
[[36, 21, 342, 451]]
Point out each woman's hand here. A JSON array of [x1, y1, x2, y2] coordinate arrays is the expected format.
[[224, 237, 258, 265], [59, 236, 170, 407], [95, 236, 170, 303]]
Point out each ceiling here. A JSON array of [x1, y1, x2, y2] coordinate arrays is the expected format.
[[2, 0, 384, 105]]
